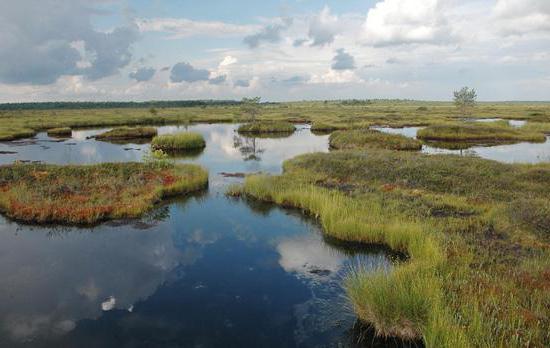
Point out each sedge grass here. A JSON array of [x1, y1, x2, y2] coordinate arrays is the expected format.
[[330, 129, 422, 151], [417, 123, 545, 142], [237, 121, 295, 134], [232, 149, 550, 347], [95, 126, 157, 140], [151, 132, 206, 151]]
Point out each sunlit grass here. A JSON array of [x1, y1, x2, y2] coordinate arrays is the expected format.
[[151, 132, 206, 151], [231, 149, 550, 347]]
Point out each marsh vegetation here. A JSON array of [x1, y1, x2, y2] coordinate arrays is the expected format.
[[95, 126, 157, 141], [0, 162, 208, 224], [233, 149, 550, 346], [0, 100, 549, 347], [151, 132, 206, 152], [330, 129, 422, 151], [237, 121, 295, 134]]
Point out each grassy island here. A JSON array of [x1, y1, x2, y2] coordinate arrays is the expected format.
[[417, 123, 546, 143], [310, 121, 343, 133], [0, 162, 208, 224], [47, 127, 72, 137], [329, 129, 422, 151], [230, 150, 550, 347], [95, 126, 157, 140], [237, 121, 295, 134], [151, 132, 206, 151]]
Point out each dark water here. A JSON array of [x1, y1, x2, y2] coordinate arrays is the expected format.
[[371, 125, 550, 163], [0, 125, 392, 347]]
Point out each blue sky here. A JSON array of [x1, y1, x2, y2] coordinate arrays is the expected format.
[[0, 0, 549, 102]]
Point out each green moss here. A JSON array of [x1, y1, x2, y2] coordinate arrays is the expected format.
[[330, 130, 422, 151], [151, 132, 206, 151], [0, 162, 208, 224], [237, 121, 295, 134], [417, 123, 545, 142], [95, 126, 157, 140]]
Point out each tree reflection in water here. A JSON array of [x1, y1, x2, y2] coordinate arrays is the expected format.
[[233, 134, 265, 161]]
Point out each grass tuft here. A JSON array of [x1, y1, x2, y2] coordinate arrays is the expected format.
[[330, 129, 422, 151], [237, 121, 295, 134], [47, 127, 72, 137], [95, 126, 157, 140], [151, 132, 206, 151]]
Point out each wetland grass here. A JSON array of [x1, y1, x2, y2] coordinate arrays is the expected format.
[[0, 127, 35, 141], [417, 123, 545, 143], [0, 101, 549, 141], [151, 132, 206, 151], [330, 129, 422, 151], [237, 121, 295, 134], [46, 127, 72, 137], [232, 150, 550, 347], [0, 162, 208, 224], [95, 126, 157, 140]]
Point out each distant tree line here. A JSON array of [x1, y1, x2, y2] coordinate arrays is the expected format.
[[0, 100, 241, 111]]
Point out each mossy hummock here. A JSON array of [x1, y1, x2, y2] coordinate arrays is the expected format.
[[330, 129, 422, 151], [95, 126, 157, 140], [237, 121, 295, 134], [151, 132, 206, 151], [417, 123, 545, 142], [0, 162, 208, 224]]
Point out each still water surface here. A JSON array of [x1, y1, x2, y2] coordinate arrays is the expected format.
[[0, 125, 392, 347], [371, 125, 550, 163], [0, 122, 548, 347]]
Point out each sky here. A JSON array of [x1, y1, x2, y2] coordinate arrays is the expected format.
[[0, 0, 549, 102]]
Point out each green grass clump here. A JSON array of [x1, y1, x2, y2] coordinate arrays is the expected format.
[[47, 127, 72, 137], [330, 130, 422, 151], [232, 150, 550, 347], [95, 126, 157, 140], [0, 162, 208, 224], [237, 121, 295, 134], [417, 123, 545, 142], [0, 127, 36, 141], [310, 121, 343, 132], [151, 132, 206, 151]]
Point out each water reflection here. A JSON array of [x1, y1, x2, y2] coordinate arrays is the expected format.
[[0, 125, 379, 347], [0, 190, 391, 347], [371, 125, 550, 163]]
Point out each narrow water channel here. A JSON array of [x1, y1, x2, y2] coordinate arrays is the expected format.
[[0, 125, 393, 347]]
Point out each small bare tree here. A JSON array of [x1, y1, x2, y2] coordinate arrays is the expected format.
[[453, 87, 477, 117], [240, 97, 261, 123]]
